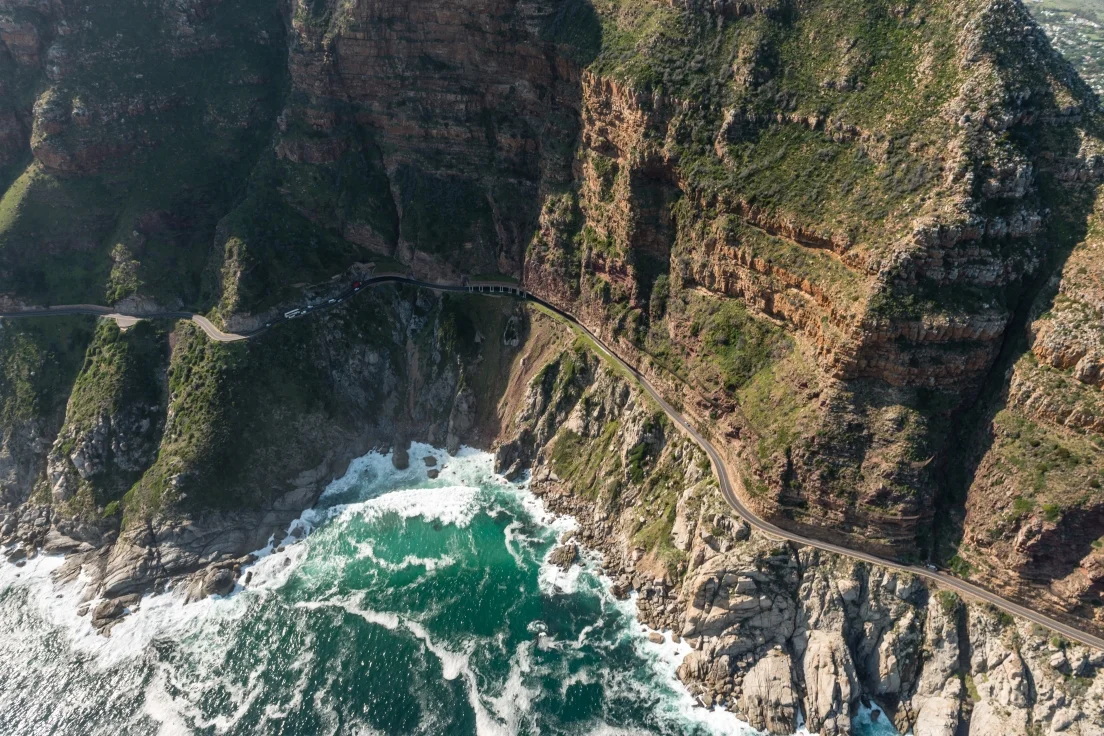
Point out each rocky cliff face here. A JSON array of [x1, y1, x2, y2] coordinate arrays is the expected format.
[[497, 328, 1104, 734], [511, 0, 1104, 631], [0, 287, 526, 625], [521, 0, 1103, 567], [0, 0, 1102, 655], [954, 186, 1104, 631]]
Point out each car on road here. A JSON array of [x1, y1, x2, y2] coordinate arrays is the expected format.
[[352, 281, 362, 291], [284, 309, 302, 319], [328, 298, 336, 304], [926, 564, 938, 572]]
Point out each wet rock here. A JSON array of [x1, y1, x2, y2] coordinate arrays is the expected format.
[[548, 542, 578, 569], [423, 455, 437, 467], [91, 593, 142, 632], [183, 563, 240, 603], [392, 441, 409, 470]]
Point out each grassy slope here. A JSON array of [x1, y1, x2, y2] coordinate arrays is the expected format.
[[542, 344, 708, 576], [123, 288, 514, 520], [577, 0, 967, 249], [0, 316, 94, 426]]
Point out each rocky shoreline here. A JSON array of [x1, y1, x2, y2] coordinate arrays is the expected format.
[[533, 450, 1104, 736], [0, 289, 529, 632], [498, 348, 1104, 736], [2, 312, 1104, 732]]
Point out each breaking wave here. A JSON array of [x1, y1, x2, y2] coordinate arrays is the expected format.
[[0, 444, 899, 735]]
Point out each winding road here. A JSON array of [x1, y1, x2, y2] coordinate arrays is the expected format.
[[0, 304, 246, 342], [4, 274, 1103, 651]]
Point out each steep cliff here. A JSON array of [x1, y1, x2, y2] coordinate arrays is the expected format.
[[1, 286, 526, 621], [953, 186, 1104, 632], [0, 0, 1102, 643], [497, 324, 1104, 734], [522, 0, 1101, 564]]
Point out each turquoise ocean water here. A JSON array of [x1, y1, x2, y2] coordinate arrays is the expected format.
[[0, 446, 900, 736]]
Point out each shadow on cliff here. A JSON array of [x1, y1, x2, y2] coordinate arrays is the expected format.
[[543, 0, 604, 66], [932, 96, 1103, 599]]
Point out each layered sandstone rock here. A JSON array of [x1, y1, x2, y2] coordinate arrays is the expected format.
[[959, 190, 1104, 629], [0, 0, 1101, 667]]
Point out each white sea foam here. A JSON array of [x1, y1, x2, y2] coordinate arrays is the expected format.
[[538, 553, 584, 594], [142, 666, 197, 736], [585, 726, 653, 736], [261, 639, 316, 722], [0, 445, 863, 736], [502, 519, 527, 567], [295, 595, 401, 630], [560, 667, 598, 698], [354, 540, 455, 573], [487, 639, 537, 732], [852, 703, 902, 736], [306, 483, 481, 530], [0, 553, 248, 670]]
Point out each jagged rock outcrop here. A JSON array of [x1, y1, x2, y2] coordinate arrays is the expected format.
[[1, 288, 525, 624], [498, 339, 1104, 734], [801, 630, 858, 735], [0, 0, 1101, 679], [740, 650, 799, 734]]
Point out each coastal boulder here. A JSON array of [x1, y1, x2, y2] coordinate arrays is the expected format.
[[739, 649, 798, 734], [802, 630, 858, 735]]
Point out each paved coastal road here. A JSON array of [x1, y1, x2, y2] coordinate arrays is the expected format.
[[0, 304, 246, 342], [4, 275, 1104, 651]]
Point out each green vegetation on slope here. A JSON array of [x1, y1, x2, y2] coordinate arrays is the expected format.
[[0, 316, 94, 424], [125, 287, 511, 519], [558, 0, 971, 250], [63, 321, 168, 443], [0, 164, 117, 304], [541, 347, 704, 576], [643, 288, 792, 397]]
